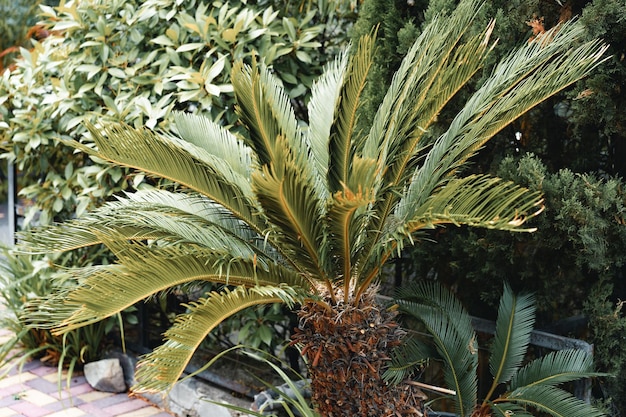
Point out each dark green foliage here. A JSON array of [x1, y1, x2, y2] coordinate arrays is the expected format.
[[353, 0, 625, 410], [389, 281, 607, 417], [401, 153, 626, 411]]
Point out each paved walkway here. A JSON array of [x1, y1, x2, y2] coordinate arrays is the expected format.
[[0, 329, 173, 417]]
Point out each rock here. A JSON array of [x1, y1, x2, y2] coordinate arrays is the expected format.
[[167, 377, 233, 417], [105, 350, 138, 388], [84, 358, 127, 393], [252, 379, 312, 416]]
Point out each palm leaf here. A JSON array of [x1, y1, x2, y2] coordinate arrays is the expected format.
[[17, 190, 266, 258], [403, 175, 544, 234], [171, 111, 255, 178], [488, 283, 535, 391], [409, 21, 608, 210], [326, 34, 375, 194], [252, 139, 329, 282], [491, 402, 534, 417], [355, 4, 492, 287], [231, 59, 303, 169], [133, 285, 304, 392], [503, 385, 607, 417], [511, 349, 606, 390], [307, 47, 349, 196], [76, 123, 265, 233], [382, 335, 433, 386], [326, 186, 374, 292], [26, 239, 310, 334], [395, 281, 478, 417]]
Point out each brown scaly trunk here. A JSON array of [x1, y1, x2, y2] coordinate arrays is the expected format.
[[292, 288, 427, 416]]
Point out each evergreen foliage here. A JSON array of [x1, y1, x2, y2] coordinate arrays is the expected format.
[[390, 281, 607, 417], [351, 0, 626, 411]]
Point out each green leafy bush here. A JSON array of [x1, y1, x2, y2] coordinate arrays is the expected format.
[[0, 248, 114, 374], [0, 0, 354, 225]]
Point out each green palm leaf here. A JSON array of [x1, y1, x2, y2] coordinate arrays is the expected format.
[[133, 285, 305, 392], [326, 34, 375, 194], [17, 190, 266, 258], [231, 59, 303, 169], [252, 140, 328, 282], [76, 123, 265, 233], [511, 349, 606, 389], [404, 175, 544, 233], [382, 336, 433, 386], [488, 283, 535, 391], [307, 47, 349, 195], [395, 282, 478, 417], [491, 402, 534, 417], [26, 239, 309, 334], [171, 111, 255, 178], [409, 21, 608, 209], [504, 385, 607, 417]]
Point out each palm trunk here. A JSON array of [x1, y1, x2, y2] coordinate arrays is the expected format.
[[292, 289, 426, 416]]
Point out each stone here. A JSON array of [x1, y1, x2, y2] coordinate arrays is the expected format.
[[105, 350, 138, 388], [252, 379, 312, 416], [84, 358, 127, 393], [167, 378, 233, 417]]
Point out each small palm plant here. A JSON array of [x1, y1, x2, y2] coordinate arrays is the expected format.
[[390, 282, 606, 417], [19, 1, 607, 415]]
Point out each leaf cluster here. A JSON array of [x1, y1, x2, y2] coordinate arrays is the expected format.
[[389, 281, 607, 417], [0, 0, 353, 225]]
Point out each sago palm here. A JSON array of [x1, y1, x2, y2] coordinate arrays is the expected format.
[[391, 281, 606, 417], [19, 1, 607, 415]]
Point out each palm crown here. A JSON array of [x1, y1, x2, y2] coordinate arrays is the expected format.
[[21, 0, 607, 396]]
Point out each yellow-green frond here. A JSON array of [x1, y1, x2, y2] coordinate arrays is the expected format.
[[133, 285, 306, 392], [231, 59, 302, 168], [327, 185, 374, 285], [17, 190, 264, 257], [81, 123, 265, 233], [172, 111, 256, 178], [253, 144, 328, 281], [327, 34, 375, 193], [27, 240, 310, 335], [307, 47, 350, 193], [405, 175, 544, 233]]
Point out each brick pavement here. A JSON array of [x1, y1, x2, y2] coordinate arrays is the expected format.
[[0, 329, 173, 417]]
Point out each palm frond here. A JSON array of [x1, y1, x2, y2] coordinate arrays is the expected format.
[[327, 34, 375, 194], [383, 336, 432, 386], [395, 281, 478, 417], [26, 239, 310, 334], [403, 175, 544, 234], [489, 283, 535, 390], [491, 402, 534, 417], [77, 123, 266, 233], [17, 190, 267, 258], [252, 139, 329, 282], [326, 186, 374, 290], [171, 111, 256, 177], [133, 285, 304, 392], [510, 349, 606, 390], [231, 59, 305, 172], [355, 2, 491, 286], [409, 21, 608, 209], [307, 47, 349, 196], [504, 385, 607, 417]]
